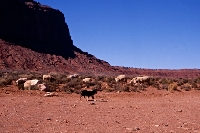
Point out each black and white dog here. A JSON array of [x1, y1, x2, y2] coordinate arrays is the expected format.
[[80, 89, 97, 101]]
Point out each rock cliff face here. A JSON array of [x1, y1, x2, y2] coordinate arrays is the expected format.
[[0, 0, 115, 74], [0, 0, 80, 58]]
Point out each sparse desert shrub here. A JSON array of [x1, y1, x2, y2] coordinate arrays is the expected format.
[[142, 82, 150, 88], [107, 82, 115, 88], [177, 78, 189, 86], [93, 82, 102, 91], [54, 74, 69, 84], [130, 84, 143, 92], [151, 82, 160, 89], [191, 82, 198, 89], [177, 80, 184, 86], [84, 80, 97, 87], [96, 76, 104, 82], [154, 77, 161, 82], [149, 78, 157, 86], [0, 78, 13, 87], [159, 78, 170, 85], [195, 77, 200, 84], [113, 84, 121, 91], [123, 86, 130, 92], [181, 83, 192, 91], [129, 86, 139, 92], [115, 84, 130, 92], [160, 84, 168, 90], [45, 83, 58, 92], [104, 87, 115, 92], [104, 77, 115, 84], [138, 84, 147, 91], [194, 87, 200, 90], [61, 78, 83, 93], [62, 85, 74, 94], [0, 78, 7, 87], [168, 83, 178, 92], [67, 78, 81, 88]]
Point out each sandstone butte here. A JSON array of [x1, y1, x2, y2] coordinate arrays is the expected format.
[[0, 0, 200, 78]]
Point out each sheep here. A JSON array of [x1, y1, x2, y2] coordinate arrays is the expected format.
[[115, 75, 126, 82], [24, 79, 39, 90], [68, 74, 79, 78], [130, 76, 150, 85], [80, 89, 97, 101], [43, 74, 56, 82], [43, 74, 51, 81], [82, 78, 91, 82]]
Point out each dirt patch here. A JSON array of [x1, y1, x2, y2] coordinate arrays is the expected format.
[[0, 86, 200, 133]]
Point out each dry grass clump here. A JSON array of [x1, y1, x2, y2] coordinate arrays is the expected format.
[[168, 83, 178, 92]]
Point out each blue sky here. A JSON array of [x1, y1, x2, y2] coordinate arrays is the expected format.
[[36, 0, 200, 69]]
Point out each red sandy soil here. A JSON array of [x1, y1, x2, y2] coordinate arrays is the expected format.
[[0, 86, 200, 133]]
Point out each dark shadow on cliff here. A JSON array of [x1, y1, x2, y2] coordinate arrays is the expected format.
[[0, 37, 84, 59], [0, 0, 85, 59]]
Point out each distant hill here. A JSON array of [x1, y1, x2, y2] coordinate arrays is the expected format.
[[0, 0, 200, 78]]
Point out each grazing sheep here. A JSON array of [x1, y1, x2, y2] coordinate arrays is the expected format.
[[24, 79, 39, 90], [82, 78, 91, 82], [80, 89, 97, 101], [130, 76, 150, 84], [43, 74, 51, 81], [115, 75, 126, 82], [68, 74, 79, 78]]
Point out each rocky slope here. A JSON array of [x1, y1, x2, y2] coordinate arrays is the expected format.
[[0, 39, 114, 75], [0, 0, 200, 78]]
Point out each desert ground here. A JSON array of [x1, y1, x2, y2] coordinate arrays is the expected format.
[[0, 85, 200, 133]]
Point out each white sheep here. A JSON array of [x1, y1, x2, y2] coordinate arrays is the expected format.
[[130, 76, 150, 84], [43, 74, 51, 81], [115, 75, 126, 82], [24, 79, 39, 90], [82, 78, 91, 82]]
